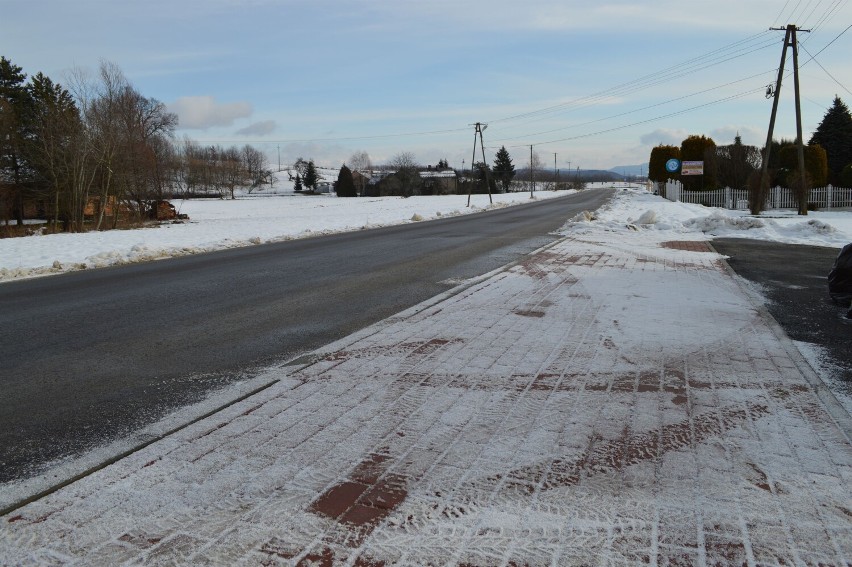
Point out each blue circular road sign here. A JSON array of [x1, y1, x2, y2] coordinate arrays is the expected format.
[[665, 158, 681, 173]]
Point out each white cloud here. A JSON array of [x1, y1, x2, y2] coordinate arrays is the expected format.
[[235, 120, 277, 137], [168, 96, 253, 130], [640, 128, 689, 146], [710, 125, 765, 147]]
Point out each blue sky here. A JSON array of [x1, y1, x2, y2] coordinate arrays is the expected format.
[[3, 0, 851, 171]]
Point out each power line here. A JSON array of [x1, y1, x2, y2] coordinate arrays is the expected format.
[[801, 22, 852, 59], [485, 30, 775, 126], [488, 13, 850, 150], [188, 125, 469, 146], [786, 0, 806, 23], [773, 0, 793, 26], [793, 0, 816, 24], [489, 69, 776, 144], [805, 0, 850, 35], [800, 43, 852, 96], [495, 87, 763, 150], [800, 0, 825, 28], [188, 17, 849, 159]]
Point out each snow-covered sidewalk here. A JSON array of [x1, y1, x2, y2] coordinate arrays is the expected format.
[[2, 194, 850, 565]]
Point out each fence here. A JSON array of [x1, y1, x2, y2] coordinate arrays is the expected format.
[[657, 179, 852, 211]]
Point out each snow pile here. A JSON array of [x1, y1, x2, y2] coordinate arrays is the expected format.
[[683, 210, 766, 232], [574, 186, 852, 248], [793, 218, 836, 234], [635, 209, 658, 225]]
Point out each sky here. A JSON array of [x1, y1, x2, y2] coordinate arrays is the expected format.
[[2, 0, 851, 171]]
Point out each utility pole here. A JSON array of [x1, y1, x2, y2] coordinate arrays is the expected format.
[[467, 122, 493, 207], [277, 145, 281, 172], [755, 24, 810, 214], [530, 145, 535, 198], [554, 153, 558, 190]]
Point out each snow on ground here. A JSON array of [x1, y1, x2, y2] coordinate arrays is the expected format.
[[569, 184, 852, 248], [3, 181, 851, 283], [566, 186, 852, 416], [2, 185, 850, 564], [0, 186, 573, 282]]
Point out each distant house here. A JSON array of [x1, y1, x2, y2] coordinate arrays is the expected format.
[[364, 168, 458, 197], [419, 169, 458, 195], [315, 182, 333, 194], [352, 171, 371, 196], [364, 171, 397, 197]]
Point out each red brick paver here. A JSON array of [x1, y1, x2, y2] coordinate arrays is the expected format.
[[1, 233, 850, 566]]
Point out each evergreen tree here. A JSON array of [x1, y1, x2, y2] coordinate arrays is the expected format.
[[437, 158, 449, 169], [303, 160, 318, 190], [0, 56, 33, 224], [648, 144, 681, 183], [809, 96, 852, 184], [716, 135, 760, 189], [294, 173, 303, 192], [680, 135, 717, 190], [842, 163, 852, 187], [492, 146, 515, 193], [24, 72, 81, 228], [779, 143, 828, 187], [336, 164, 356, 197]]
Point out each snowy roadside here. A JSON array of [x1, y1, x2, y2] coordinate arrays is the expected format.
[[4, 185, 852, 284], [564, 185, 852, 247], [0, 190, 574, 282]]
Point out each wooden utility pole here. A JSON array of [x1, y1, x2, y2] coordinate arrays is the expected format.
[[790, 25, 809, 215], [530, 145, 535, 198], [467, 122, 493, 207], [754, 24, 809, 215], [554, 153, 558, 190]]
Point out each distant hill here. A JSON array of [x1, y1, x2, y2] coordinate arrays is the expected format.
[[608, 164, 648, 178], [517, 168, 624, 182]]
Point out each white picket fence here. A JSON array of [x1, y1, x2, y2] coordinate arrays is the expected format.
[[657, 179, 852, 211]]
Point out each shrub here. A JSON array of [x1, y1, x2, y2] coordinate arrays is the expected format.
[[840, 163, 852, 187]]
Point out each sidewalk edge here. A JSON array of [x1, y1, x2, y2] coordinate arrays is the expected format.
[[709, 241, 852, 444]]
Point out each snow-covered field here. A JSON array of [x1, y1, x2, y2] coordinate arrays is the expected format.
[[0, 187, 573, 282], [2, 181, 851, 283]]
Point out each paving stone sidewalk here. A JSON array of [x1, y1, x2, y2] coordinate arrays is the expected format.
[[1, 232, 850, 566]]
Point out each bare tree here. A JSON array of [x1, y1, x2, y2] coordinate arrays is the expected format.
[[242, 145, 270, 192], [61, 65, 108, 231], [293, 157, 309, 180], [389, 151, 419, 196], [349, 150, 372, 173], [349, 150, 372, 196], [221, 146, 244, 199], [112, 82, 177, 221], [525, 151, 543, 193]]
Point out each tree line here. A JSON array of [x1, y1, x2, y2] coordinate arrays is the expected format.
[[0, 57, 274, 233], [648, 97, 852, 214]]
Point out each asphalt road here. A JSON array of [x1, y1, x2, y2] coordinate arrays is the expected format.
[[0, 189, 613, 483], [712, 237, 851, 393]]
